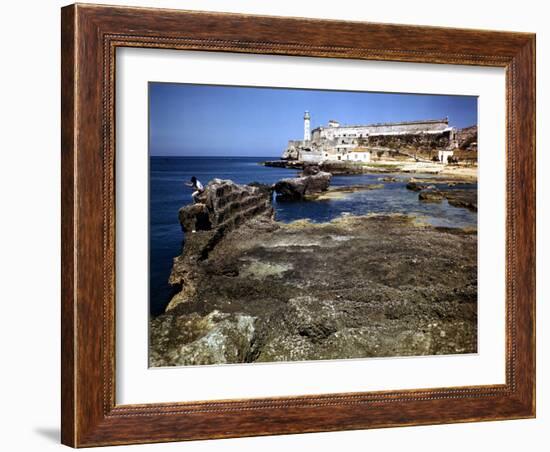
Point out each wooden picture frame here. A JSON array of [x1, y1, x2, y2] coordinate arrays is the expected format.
[[61, 3, 536, 447]]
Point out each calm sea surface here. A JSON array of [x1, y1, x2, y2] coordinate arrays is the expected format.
[[149, 156, 477, 315]]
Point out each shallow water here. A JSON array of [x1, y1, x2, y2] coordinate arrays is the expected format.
[[149, 156, 477, 315], [276, 173, 476, 229]]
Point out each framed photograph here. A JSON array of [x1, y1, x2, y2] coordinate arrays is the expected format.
[[61, 3, 536, 447]]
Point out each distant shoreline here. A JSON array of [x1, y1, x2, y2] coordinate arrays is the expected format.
[[262, 159, 478, 181], [150, 155, 282, 159]]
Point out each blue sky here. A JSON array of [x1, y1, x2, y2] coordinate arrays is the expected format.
[[149, 83, 477, 157]]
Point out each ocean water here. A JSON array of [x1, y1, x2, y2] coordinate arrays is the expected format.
[[149, 156, 477, 315]]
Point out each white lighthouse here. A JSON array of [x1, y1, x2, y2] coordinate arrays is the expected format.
[[303, 110, 311, 142]]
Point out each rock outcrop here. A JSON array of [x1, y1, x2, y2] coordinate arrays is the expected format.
[[151, 213, 478, 366], [166, 179, 274, 311], [178, 178, 273, 234], [413, 187, 477, 212], [281, 146, 299, 160], [443, 190, 478, 212], [406, 181, 428, 192], [419, 189, 445, 202], [457, 125, 478, 151], [454, 125, 478, 164], [274, 167, 332, 200]]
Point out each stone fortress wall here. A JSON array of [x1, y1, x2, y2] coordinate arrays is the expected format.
[[283, 114, 458, 164], [312, 118, 454, 141]]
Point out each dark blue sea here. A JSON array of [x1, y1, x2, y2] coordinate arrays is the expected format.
[[149, 156, 477, 316]]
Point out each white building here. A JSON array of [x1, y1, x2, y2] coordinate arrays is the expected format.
[[283, 112, 457, 164], [311, 117, 456, 142], [345, 148, 371, 162], [300, 149, 324, 162], [438, 150, 454, 163]]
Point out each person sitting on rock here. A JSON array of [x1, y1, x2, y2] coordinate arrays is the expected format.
[[185, 176, 204, 203]]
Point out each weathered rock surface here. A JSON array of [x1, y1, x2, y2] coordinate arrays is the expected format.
[[250, 295, 475, 362], [151, 213, 478, 366], [457, 125, 478, 151], [300, 164, 322, 176], [150, 310, 256, 366], [443, 190, 477, 212], [281, 146, 300, 161], [405, 179, 429, 191], [415, 188, 477, 212], [406, 181, 428, 192], [166, 179, 274, 311], [419, 189, 445, 202], [178, 178, 273, 233], [454, 125, 478, 164], [274, 171, 332, 200], [305, 183, 384, 201], [178, 203, 211, 233]]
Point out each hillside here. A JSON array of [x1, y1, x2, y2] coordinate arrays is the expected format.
[[454, 125, 478, 163]]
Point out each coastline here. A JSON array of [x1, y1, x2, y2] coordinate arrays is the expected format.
[[262, 159, 478, 182], [149, 157, 477, 316], [149, 177, 478, 367]]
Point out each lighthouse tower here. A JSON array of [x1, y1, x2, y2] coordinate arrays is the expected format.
[[303, 110, 311, 142]]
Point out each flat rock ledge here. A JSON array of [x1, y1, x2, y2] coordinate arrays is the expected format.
[[406, 178, 477, 212], [151, 210, 478, 366], [417, 188, 477, 211]]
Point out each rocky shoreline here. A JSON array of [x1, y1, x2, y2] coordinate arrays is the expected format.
[[273, 165, 332, 200], [406, 180, 477, 212], [262, 159, 478, 181], [150, 176, 478, 367]]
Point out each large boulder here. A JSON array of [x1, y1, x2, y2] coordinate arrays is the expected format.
[[274, 171, 332, 200], [301, 164, 321, 176], [178, 179, 273, 233]]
